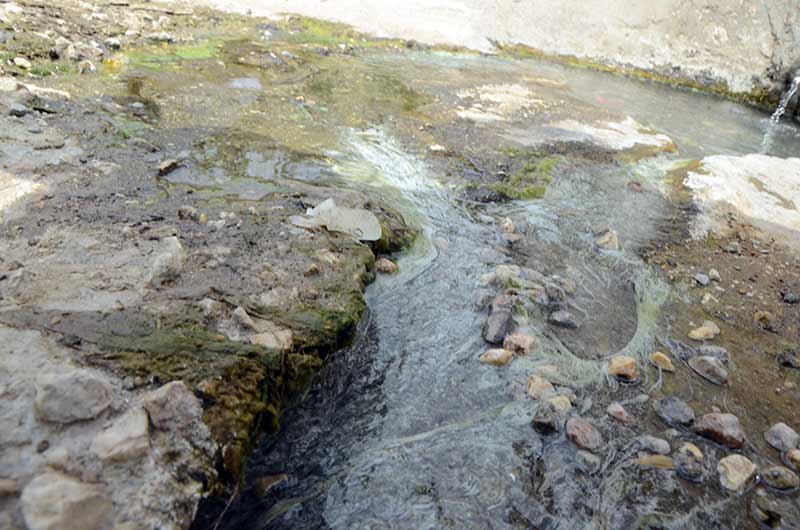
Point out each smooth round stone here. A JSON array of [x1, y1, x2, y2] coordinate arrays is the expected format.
[[607, 402, 633, 425], [688, 320, 721, 341], [761, 466, 800, 491], [718, 454, 757, 492], [639, 435, 671, 455], [479, 348, 513, 366], [526, 375, 555, 400], [694, 413, 745, 449], [654, 396, 695, 427], [765, 423, 799, 452], [566, 418, 603, 452]]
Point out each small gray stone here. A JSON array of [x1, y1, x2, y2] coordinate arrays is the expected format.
[[708, 269, 721, 282], [34, 370, 113, 424], [8, 102, 28, 117], [765, 423, 799, 452], [694, 273, 710, 286], [654, 396, 695, 427], [784, 292, 799, 304], [688, 356, 729, 385], [531, 401, 560, 435], [639, 435, 671, 455], [483, 294, 516, 344], [548, 309, 578, 329]]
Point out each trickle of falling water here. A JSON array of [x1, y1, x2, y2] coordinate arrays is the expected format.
[[770, 74, 800, 124], [762, 74, 800, 153]]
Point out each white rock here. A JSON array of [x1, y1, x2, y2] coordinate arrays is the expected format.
[[34, 370, 113, 424], [21, 472, 111, 530], [90, 408, 149, 462], [147, 236, 185, 287], [143, 381, 202, 431], [717, 454, 757, 492]]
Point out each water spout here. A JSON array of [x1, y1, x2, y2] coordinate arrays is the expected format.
[[770, 74, 800, 124]]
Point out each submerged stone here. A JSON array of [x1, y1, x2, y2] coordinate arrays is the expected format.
[[761, 466, 800, 491], [566, 418, 603, 451], [526, 374, 555, 400], [548, 309, 578, 329], [764, 423, 799, 452], [688, 356, 729, 385], [607, 402, 633, 424], [718, 454, 757, 492], [479, 348, 513, 366], [694, 413, 745, 449], [654, 396, 695, 427], [649, 351, 675, 372], [504, 332, 536, 355], [674, 442, 705, 482]]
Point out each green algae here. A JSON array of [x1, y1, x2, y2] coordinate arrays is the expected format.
[[490, 153, 559, 200]]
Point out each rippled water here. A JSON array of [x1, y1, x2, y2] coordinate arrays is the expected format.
[[200, 47, 800, 530]]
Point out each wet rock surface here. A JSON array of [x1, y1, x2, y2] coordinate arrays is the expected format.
[[695, 413, 746, 449], [654, 396, 695, 427]]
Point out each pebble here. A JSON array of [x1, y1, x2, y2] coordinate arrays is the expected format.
[[688, 356, 729, 385], [784, 292, 799, 304], [479, 348, 513, 366], [761, 466, 800, 490], [654, 396, 695, 427], [90, 408, 149, 462], [754, 310, 775, 330], [143, 381, 203, 432], [8, 102, 28, 117], [639, 436, 671, 455], [694, 273, 710, 286], [483, 294, 516, 344], [566, 418, 603, 451], [526, 375, 555, 400], [649, 351, 675, 372], [548, 309, 578, 329], [0, 479, 19, 496], [20, 472, 112, 530], [784, 449, 800, 471], [674, 442, 705, 482], [104, 37, 121, 49], [595, 229, 619, 251], [576, 450, 602, 474], [531, 401, 560, 434], [546, 395, 572, 417], [501, 217, 516, 233], [504, 332, 536, 355], [708, 268, 721, 282], [34, 370, 113, 425], [688, 320, 721, 341], [694, 413, 745, 449], [764, 423, 799, 452], [725, 242, 741, 254], [718, 454, 757, 492], [607, 402, 633, 425], [608, 355, 638, 381], [375, 257, 398, 274], [13, 56, 32, 69]]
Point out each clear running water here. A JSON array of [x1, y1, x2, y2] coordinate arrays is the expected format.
[[204, 48, 800, 530]]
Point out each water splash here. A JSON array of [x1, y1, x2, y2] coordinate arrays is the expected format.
[[761, 74, 800, 153]]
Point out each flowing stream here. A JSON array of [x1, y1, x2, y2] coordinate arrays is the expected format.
[[191, 44, 800, 530]]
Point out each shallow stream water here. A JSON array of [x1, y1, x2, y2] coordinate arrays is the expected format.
[[194, 46, 800, 529]]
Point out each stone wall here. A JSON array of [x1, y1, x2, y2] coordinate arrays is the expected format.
[[188, 0, 800, 102]]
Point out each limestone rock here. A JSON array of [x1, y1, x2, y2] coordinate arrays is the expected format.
[[688, 356, 729, 385], [688, 320, 721, 341], [764, 423, 799, 452], [718, 454, 756, 492], [90, 408, 149, 462], [607, 402, 633, 424], [143, 381, 203, 431], [649, 351, 675, 372], [479, 348, 512, 366], [526, 375, 555, 400], [674, 442, 704, 482], [654, 396, 695, 427], [608, 355, 638, 381], [566, 418, 603, 451], [504, 332, 536, 355], [34, 370, 113, 424], [694, 413, 745, 449], [375, 257, 398, 274], [761, 466, 800, 490], [20, 472, 111, 530]]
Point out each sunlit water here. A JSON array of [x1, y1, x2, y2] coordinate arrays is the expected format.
[[203, 51, 800, 530]]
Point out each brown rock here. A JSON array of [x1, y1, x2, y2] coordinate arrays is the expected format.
[[375, 258, 398, 274], [608, 355, 638, 381], [526, 375, 555, 400], [479, 349, 512, 367], [635, 455, 674, 469], [566, 418, 603, 452], [649, 351, 675, 372], [695, 413, 745, 449], [688, 320, 721, 341], [606, 402, 633, 425], [504, 332, 536, 355]]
